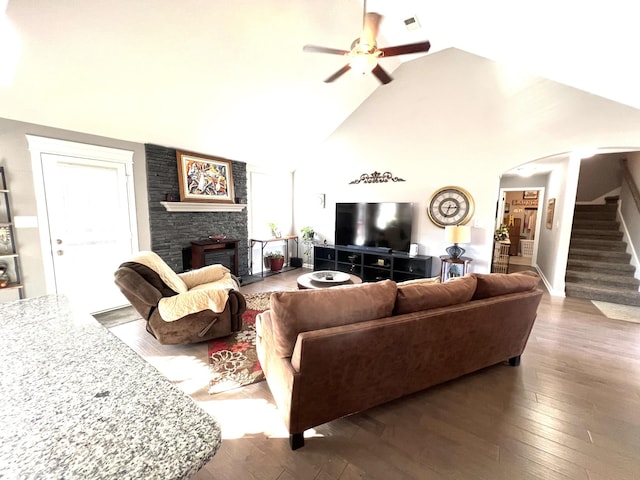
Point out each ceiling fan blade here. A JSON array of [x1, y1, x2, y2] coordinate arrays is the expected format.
[[324, 64, 351, 83], [303, 45, 350, 56], [379, 41, 431, 57], [360, 12, 382, 50], [371, 64, 393, 85]]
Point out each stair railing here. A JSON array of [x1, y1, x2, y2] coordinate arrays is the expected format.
[[621, 158, 640, 214]]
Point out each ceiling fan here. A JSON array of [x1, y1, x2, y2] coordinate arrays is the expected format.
[[303, 1, 431, 84]]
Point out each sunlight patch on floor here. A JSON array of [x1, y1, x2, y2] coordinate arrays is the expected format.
[[144, 354, 211, 395], [195, 398, 285, 439], [106, 306, 327, 443]]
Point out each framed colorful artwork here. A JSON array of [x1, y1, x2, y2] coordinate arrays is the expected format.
[[176, 150, 235, 203]]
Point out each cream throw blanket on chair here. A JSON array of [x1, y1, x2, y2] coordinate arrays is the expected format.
[[129, 251, 238, 322]]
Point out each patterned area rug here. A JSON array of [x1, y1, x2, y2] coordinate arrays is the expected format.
[[207, 292, 273, 394]]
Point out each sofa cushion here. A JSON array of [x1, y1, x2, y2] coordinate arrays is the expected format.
[[394, 274, 477, 315], [472, 271, 540, 300], [269, 279, 398, 358]]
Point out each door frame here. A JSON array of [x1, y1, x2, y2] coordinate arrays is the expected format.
[[26, 135, 138, 295], [496, 187, 545, 265]]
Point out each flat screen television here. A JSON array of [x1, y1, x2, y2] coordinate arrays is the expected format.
[[335, 202, 413, 253]]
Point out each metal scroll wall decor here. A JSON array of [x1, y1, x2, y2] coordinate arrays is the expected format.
[[349, 171, 406, 184]]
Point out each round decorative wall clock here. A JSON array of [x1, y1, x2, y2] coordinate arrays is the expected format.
[[427, 186, 475, 228]]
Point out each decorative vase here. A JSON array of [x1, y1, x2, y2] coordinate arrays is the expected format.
[[269, 257, 285, 272]]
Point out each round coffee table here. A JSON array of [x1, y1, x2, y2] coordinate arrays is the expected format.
[[297, 271, 363, 290]]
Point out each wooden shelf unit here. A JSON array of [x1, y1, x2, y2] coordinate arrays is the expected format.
[[0, 167, 25, 300]]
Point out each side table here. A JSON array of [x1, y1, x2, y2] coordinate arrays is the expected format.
[[250, 235, 299, 277], [440, 256, 473, 282]]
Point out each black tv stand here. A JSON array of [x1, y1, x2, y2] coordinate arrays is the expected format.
[[346, 244, 392, 254], [314, 245, 433, 283]]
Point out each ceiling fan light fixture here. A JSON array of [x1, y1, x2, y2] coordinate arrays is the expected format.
[[349, 52, 378, 76]]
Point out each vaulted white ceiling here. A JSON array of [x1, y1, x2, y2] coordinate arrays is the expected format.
[[1, 0, 638, 171]]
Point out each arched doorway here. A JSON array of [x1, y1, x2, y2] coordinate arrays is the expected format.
[[497, 149, 640, 306]]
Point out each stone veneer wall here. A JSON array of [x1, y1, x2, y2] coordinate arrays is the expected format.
[[145, 144, 249, 275]]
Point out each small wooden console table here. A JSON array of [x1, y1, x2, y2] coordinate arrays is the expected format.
[[250, 235, 299, 277], [191, 238, 239, 275]]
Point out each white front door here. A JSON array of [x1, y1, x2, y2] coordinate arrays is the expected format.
[[38, 151, 136, 313], [27, 135, 138, 313]]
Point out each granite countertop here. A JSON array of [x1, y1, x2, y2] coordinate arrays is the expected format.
[[0, 295, 221, 479]]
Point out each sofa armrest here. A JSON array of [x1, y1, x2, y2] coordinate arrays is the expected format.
[[227, 290, 246, 331], [256, 310, 298, 429], [227, 289, 246, 313]]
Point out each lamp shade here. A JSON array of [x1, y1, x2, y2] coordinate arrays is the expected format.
[[444, 225, 471, 244]]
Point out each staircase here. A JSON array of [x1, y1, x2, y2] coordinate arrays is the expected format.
[[565, 197, 640, 306]]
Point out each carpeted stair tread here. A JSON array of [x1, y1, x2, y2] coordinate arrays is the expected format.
[[574, 203, 617, 211], [569, 237, 627, 251], [573, 212, 617, 222], [571, 220, 620, 229], [565, 283, 640, 306], [569, 238, 627, 251], [571, 228, 623, 240], [574, 203, 617, 210], [567, 258, 636, 274], [565, 270, 640, 289], [572, 209, 617, 216], [568, 248, 631, 263]]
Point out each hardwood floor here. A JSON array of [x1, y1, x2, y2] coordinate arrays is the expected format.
[[109, 268, 640, 480]]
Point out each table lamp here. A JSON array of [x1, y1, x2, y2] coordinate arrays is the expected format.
[[444, 225, 471, 259]]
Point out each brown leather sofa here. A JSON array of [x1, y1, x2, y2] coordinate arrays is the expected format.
[[114, 251, 246, 344], [256, 271, 543, 449]]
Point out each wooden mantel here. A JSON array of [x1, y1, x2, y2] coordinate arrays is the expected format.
[[160, 202, 246, 212]]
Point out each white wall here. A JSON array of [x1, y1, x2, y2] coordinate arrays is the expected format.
[[534, 157, 579, 294], [576, 153, 624, 202], [500, 174, 549, 190], [293, 49, 640, 282]]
